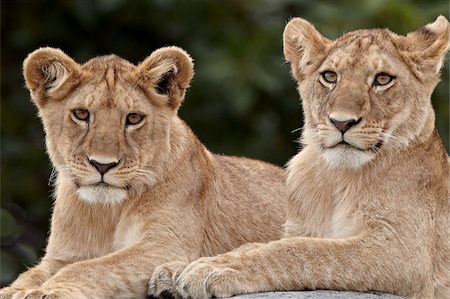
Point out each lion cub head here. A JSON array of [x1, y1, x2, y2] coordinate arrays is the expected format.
[[23, 47, 194, 204], [284, 16, 450, 169]]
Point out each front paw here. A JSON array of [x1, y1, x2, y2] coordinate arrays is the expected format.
[[0, 287, 27, 299], [148, 261, 187, 298], [23, 284, 87, 299], [0, 287, 47, 299], [174, 257, 245, 299]]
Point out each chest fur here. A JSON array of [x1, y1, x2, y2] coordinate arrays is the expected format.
[[112, 216, 144, 251], [328, 183, 363, 238], [284, 153, 364, 239]]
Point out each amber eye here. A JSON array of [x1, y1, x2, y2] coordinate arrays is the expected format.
[[321, 71, 338, 84], [72, 109, 90, 122], [126, 113, 145, 126], [373, 73, 395, 86]]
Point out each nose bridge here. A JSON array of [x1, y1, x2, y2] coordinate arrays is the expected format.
[[328, 80, 368, 117], [86, 113, 122, 160]]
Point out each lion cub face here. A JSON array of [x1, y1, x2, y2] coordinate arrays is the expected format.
[[284, 16, 450, 169], [23, 47, 194, 204]]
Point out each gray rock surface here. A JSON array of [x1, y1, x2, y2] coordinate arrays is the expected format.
[[228, 291, 404, 299]]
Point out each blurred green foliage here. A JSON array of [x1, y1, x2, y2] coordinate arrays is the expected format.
[[1, 0, 448, 287]]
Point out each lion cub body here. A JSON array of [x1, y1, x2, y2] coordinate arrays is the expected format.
[[0, 47, 286, 299], [155, 17, 450, 299]]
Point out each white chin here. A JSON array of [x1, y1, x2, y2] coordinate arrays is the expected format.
[[77, 185, 128, 205], [322, 146, 374, 169]]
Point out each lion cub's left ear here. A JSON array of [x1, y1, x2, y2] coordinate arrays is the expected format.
[[136, 46, 194, 110], [23, 47, 82, 108], [399, 16, 450, 75]]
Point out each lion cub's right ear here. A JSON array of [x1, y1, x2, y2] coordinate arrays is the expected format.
[[23, 47, 82, 108], [283, 18, 331, 80], [136, 46, 194, 110]]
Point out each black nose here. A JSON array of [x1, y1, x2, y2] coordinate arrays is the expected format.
[[89, 159, 119, 175], [330, 117, 361, 134]]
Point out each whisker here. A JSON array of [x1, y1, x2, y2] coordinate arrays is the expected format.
[[48, 167, 58, 187], [291, 127, 303, 134]]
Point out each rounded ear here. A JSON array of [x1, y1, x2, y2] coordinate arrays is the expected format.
[[283, 18, 331, 80], [396, 16, 450, 75], [23, 47, 82, 108], [136, 46, 194, 110]]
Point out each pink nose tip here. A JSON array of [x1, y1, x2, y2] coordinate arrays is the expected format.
[[89, 159, 119, 175], [330, 117, 361, 133]]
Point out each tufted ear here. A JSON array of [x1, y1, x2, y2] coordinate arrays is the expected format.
[[23, 47, 82, 108], [136, 46, 194, 110], [283, 18, 331, 80], [398, 16, 450, 76]]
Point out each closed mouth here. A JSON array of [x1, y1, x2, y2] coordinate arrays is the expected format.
[[328, 140, 383, 152], [84, 182, 122, 189], [93, 182, 111, 187], [329, 141, 352, 149]]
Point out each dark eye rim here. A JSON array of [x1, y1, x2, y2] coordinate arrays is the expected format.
[[72, 108, 90, 122], [373, 73, 396, 86], [126, 113, 145, 126], [320, 71, 338, 84]]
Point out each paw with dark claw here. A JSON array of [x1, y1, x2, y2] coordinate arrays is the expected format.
[[148, 261, 188, 299]]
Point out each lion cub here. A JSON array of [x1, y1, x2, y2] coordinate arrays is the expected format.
[[0, 47, 286, 298], [154, 17, 450, 299]]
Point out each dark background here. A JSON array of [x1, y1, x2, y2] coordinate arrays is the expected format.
[[1, 0, 449, 286]]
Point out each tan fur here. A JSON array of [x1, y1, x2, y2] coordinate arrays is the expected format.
[[157, 17, 450, 299], [0, 47, 287, 299]]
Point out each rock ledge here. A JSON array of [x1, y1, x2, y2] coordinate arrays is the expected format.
[[228, 290, 404, 298]]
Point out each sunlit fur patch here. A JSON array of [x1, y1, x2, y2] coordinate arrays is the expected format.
[[77, 185, 128, 205], [322, 146, 375, 169]]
